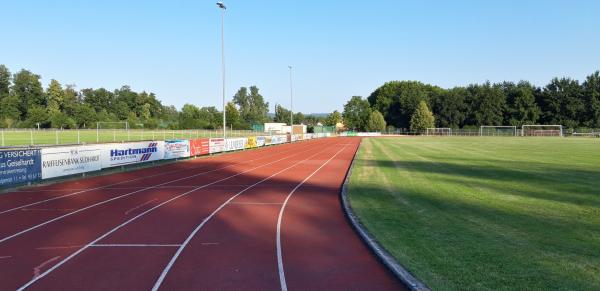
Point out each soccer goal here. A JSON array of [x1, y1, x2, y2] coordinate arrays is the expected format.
[[426, 128, 452, 136], [480, 126, 517, 136], [521, 125, 563, 137]]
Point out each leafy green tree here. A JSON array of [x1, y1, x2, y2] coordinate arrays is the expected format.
[[465, 82, 506, 126], [502, 81, 540, 126], [12, 69, 45, 119], [73, 104, 97, 128], [410, 101, 435, 132], [582, 71, 600, 127], [367, 110, 386, 132], [293, 112, 305, 124], [62, 85, 79, 117], [274, 104, 292, 124], [46, 79, 64, 114], [49, 111, 76, 129], [233, 86, 269, 125], [368, 81, 439, 129], [82, 88, 114, 113], [24, 106, 50, 128], [0, 95, 21, 127], [324, 110, 342, 126], [432, 87, 467, 128], [538, 78, 584, 128], [226, 102, 241, 129], [343, 96, 371, 131], [0, 65, 10, 100]]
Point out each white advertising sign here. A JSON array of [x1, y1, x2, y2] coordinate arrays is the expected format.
[[225, 138, 247, 152], [256, 136, 266, 147], [164, 140, 190, 160], [101, 141, 165, 168], [209, 138, 225, 154], [41, 145, 102, 179]]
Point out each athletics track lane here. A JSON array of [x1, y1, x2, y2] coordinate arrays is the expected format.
[[1, 138, 404, 290], [0, 140, 329, 290]]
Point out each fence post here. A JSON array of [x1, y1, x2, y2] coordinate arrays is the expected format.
[[78, 130, 80, 144], [1, 130, 4, 146], [30, 130, 33, 145], [113, 129, 116, 142], [97, 128, 99, 143], [56, 130, 59, 145]]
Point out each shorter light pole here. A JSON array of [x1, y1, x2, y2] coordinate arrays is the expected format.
[[288, 65, 293, 134]]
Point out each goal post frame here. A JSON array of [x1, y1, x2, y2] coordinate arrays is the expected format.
[[521, 125, 563, 137], [426, 128, 452, 136], [479, 126, 517, 136]]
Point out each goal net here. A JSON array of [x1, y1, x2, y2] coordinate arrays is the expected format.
[[480, 126, 517, 136], [96, 122, 129, 130], [521, 125, 563, 137], [426, 128, 452, 136]]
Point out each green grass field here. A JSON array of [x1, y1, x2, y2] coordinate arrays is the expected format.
[[348, 137, 600, 290], [0, 129, 258, 147]]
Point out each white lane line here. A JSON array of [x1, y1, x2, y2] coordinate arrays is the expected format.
[[228, 202, 283, 205], [33, 256, 61, 279], [90, 244, 181, 248], [151, 144, 337, 291], [124, 199, 158, 215], [0, 142, 289, 215], [21, 208, 76, 212], [200, 242, 220, 246], [0, 142, 314, 245], [276, 145, 349, 291], [17, 142, 331, 290], [36, 245, 84, 250], [0, 255, 11, 259]]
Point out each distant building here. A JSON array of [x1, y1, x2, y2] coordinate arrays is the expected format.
[[263, 123, 306, 134]]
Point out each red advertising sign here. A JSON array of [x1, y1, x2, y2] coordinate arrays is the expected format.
[[190, 138, 210, 156]]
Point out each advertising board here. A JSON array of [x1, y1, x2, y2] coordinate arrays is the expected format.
[[190, 138, 210, 156], [246, 137, 257, 149], [41, 146, 102, 179], [101, 141, 165, 168], [209, 138, 225, 154], [225, 138, 247, 152], [0, 149, 41, 186], [256, 136, 266, 147], [164, 140, 190, 160]]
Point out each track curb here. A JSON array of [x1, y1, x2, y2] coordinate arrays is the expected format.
[[340, 137, 430, 291]]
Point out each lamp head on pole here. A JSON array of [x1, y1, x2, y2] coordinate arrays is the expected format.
[[216, 2, 226, 9]]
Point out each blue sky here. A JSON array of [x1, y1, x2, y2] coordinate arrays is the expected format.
[[1, 0, 599, 113]]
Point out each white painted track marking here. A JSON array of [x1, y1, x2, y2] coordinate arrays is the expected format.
[[276, 145, 349, 291], [0, 142, 318, 244], [0, 255, 11, 259], [151, 144, 338, 291], [17, 141, 331, 290], [124, 199, 158, 215], [0, 143, 298, 215], [33, 256, 60, 279], [90, 244, 181, 248]]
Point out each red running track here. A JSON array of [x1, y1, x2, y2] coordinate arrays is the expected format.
[[0, 138, 404, 290]]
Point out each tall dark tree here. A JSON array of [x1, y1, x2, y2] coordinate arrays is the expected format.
[[432, 87, 467, 128], [11, 69, 45, 119], [233, 86, 269, 127], [0, 65, 10, 100], [465, 82, 506, 126], [502, 81, 540, 126], [538, 78, 584, 128], [368, 81, 439, 129], [273, 104, 292, 125], [582, 71, 600, 127], [343, 96, 371, 131]]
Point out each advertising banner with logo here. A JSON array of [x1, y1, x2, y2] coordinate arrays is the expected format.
[[245, 137, 257, 149], [256, 136, 266, 147], [190, 138, 210, 156], [101, 141, 165, 168], [0, 149, 42, 187], [164, 140, 190, 160], [225, 138, 247, 152], [209, 138, 225, 154], [41, 146, 102, 179]]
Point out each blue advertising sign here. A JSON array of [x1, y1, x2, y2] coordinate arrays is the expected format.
[[0, 149, 42, 187]]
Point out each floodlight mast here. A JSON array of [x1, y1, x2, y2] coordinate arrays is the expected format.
[[288, 65, 293, 134], [217, 2, 226, 138]]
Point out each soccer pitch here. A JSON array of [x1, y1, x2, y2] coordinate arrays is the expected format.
[[348, 137, 600, 290]]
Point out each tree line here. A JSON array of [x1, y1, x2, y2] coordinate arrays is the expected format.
[[0, 65, 329, 130], [342, 71, 600, 132]]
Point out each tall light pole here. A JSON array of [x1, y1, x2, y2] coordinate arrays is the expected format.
[[288, 65, 293, 133], [217, 2, 226, 138]]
